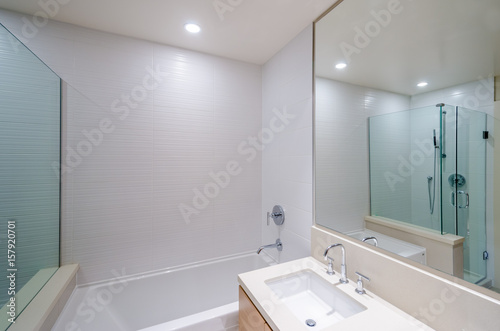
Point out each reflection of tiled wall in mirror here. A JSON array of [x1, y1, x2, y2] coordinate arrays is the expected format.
[[496, 76, 499, 101], [410, 78, 495, 116], [495, 104, 500, 289]]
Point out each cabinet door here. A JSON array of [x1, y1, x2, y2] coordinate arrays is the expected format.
[[239, 286, 269, 331]]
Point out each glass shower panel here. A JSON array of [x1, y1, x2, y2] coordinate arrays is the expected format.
[[369, 109, 412, 224], [0, 23, 60, 323], [369, 103, 489, 286], [409, 105, 443, 231], [369, 105, 441, 230], [485, 115, 497, 290], [456, 107, 487, 284]]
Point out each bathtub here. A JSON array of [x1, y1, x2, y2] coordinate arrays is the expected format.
[[346, 229, 427, 264], [52, 253, 274, 331]]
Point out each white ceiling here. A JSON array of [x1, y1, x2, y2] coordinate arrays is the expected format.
[[315, 0, 500, 96], [0, 0, 337, 65]]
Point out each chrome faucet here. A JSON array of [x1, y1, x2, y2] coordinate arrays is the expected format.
[[257, 239, 283, 254], [323, 243, 348, 283], [362, 236, 378, 247]]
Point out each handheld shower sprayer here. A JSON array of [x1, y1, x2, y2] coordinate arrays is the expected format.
[[428, 128, 438, 214]]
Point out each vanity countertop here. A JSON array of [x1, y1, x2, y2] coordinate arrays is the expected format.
[[238, 256, 434, 331]]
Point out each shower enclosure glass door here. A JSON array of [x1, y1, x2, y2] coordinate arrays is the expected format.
[[440, 105, 488, 284], [369, 104, 488, 285]]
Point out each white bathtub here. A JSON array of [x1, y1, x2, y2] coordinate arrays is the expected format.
[[53, 253, 273, 331], [346, 229, 427, 264]]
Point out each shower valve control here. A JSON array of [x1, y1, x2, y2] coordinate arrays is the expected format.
[[448, 174, 466, 188], [267, 205, 285, 226]]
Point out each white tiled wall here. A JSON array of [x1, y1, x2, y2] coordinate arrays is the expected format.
[[315, 78, 410, 232], [0, 10, 262, 284], [261, 25, 314, 263], [369, 109, 412, 223]]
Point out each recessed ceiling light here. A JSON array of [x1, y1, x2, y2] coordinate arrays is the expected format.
[[335, 63, 347, 69], [417, 82, 428, 87], [184, 23, 201, 33]]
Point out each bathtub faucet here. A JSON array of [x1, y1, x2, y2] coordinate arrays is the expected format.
[[257, 239, 283, 254], [362, 236, 378, 247]]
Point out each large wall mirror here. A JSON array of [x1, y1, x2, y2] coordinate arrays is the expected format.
[[314, 0, 500, 297]]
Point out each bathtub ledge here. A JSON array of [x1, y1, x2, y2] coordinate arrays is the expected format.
[[8, 264, 79, 331]]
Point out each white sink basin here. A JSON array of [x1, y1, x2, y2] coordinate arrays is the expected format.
[[266, 270, 366, 329]]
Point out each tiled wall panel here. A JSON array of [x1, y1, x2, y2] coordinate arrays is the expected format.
[[261, 25, 314, 262], [315, 78, 410, 232], [0, 9, 262, 284]]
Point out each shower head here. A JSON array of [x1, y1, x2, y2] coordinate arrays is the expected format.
[[433, 129, 437, 148]]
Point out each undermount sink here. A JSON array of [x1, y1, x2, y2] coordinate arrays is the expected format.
[[265, 270, 366, 329]]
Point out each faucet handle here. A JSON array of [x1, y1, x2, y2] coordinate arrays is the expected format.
[[325, 256, 334, 275], [355, 272, 370, 295]]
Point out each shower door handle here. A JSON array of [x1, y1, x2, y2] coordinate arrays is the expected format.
[[458, 191, 469, 209], [451, 191, 469, 208]]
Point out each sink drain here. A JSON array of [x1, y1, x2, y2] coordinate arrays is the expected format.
[[305, 319, 316, 327]]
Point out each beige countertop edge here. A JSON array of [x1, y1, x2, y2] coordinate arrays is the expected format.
[[238, 257, 434, 331]]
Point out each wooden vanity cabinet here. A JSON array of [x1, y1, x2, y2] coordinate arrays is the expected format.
[[239, 286, 273, 331]]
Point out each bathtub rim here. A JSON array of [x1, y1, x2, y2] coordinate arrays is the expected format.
[[137, 302, 239, 331], [54, 252, 275, 331], [76, 250, 276, 290], [346, 229, 426, 254]]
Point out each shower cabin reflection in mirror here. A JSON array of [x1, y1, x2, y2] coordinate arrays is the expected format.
[[314, 0, 500, 295]]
